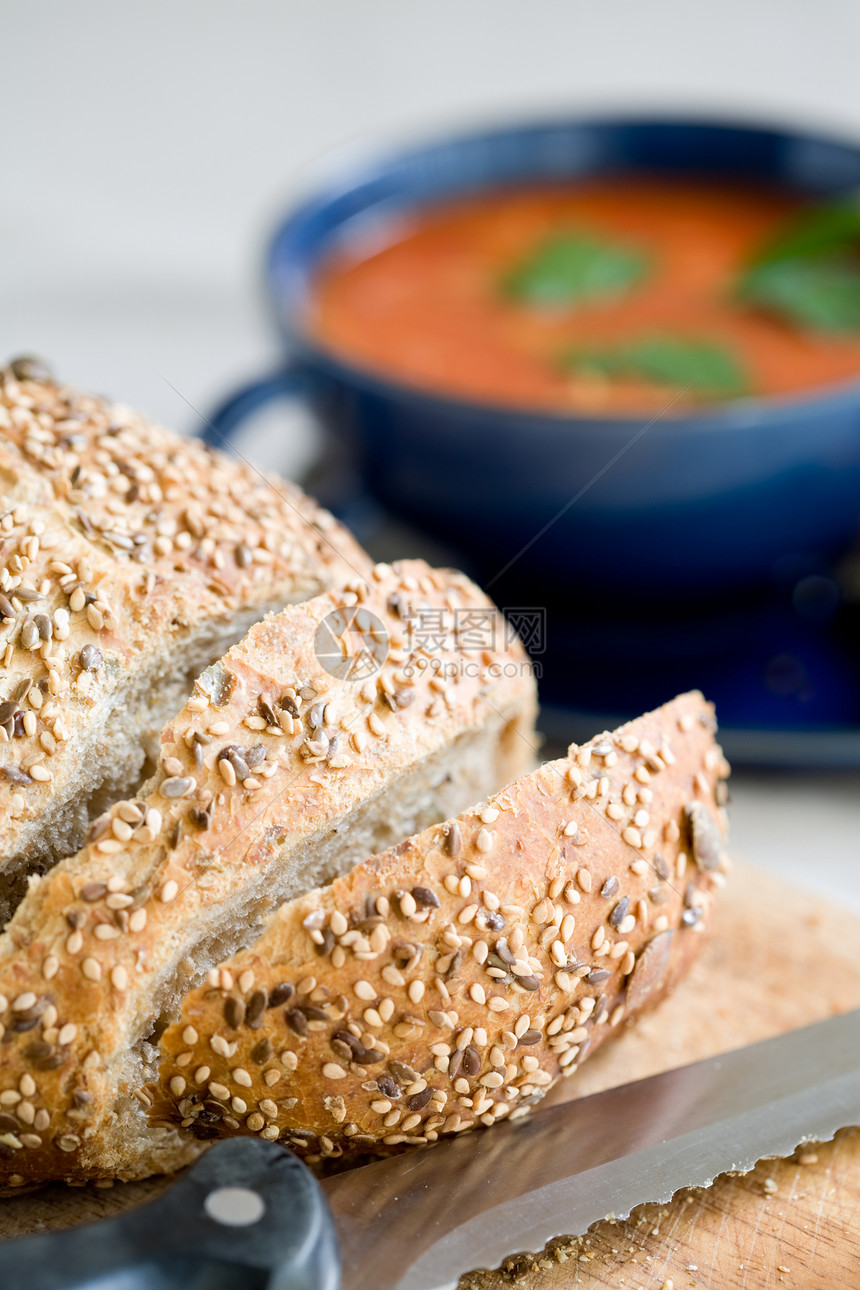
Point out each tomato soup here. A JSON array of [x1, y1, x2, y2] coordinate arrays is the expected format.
[[310, 179, 860, 413]]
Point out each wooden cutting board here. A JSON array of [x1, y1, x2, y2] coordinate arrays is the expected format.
[[462, 862, 860, 1290], [2, 863, 859, 1288]]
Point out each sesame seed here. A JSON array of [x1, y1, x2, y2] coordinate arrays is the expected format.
[[81, 958, 101, 982], [145, 808, 163, 835], [399, 891, 417, 918], [159, 880, 178, 903], [218, 758, 237, 786], [322, 1063, 346, 1081], [110, 965, 129, 991], [532, 899, 551, 924], [480, 1071, 504, 1088]]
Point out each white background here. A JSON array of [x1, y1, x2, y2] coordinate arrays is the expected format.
[[4, 0, 860, 424], [1, 0, 858, 898]]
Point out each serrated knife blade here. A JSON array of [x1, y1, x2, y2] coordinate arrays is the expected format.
[[4, 1012, 859, 1290], [323, 1009, 860, 1290]]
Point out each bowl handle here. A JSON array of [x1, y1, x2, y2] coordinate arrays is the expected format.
[[199, 365, 308, 449]]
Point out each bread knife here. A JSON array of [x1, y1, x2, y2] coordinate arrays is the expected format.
[[4, 1009, 859, 1290]]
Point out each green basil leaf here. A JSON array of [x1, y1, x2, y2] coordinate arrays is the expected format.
[[738, 254, 860, 333], [737, 192, 860, 332], [562, 335, 749, 398], [503, 232, 650, 307], [748, 194, 860, 267]]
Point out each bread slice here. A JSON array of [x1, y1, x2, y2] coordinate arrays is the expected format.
[[0, 559, 537, 1187], [150, 692, 729, 1163], [0, 363, 371, 919]]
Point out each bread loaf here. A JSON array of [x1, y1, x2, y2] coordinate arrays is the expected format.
[[0, 361, 370, 920], [0, 558, 536, 1187], [151, 692, 728, 1163]]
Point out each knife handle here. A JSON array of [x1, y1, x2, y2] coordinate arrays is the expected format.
[[1, 1138, 341, 1290]]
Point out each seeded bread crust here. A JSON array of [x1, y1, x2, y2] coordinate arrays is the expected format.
[[150, 692, 728, 1164], [0, 559, 536, 1188], [0, 362, 371, 914]]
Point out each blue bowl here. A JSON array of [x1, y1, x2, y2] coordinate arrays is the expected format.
[[207, 116, 860, 598]]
